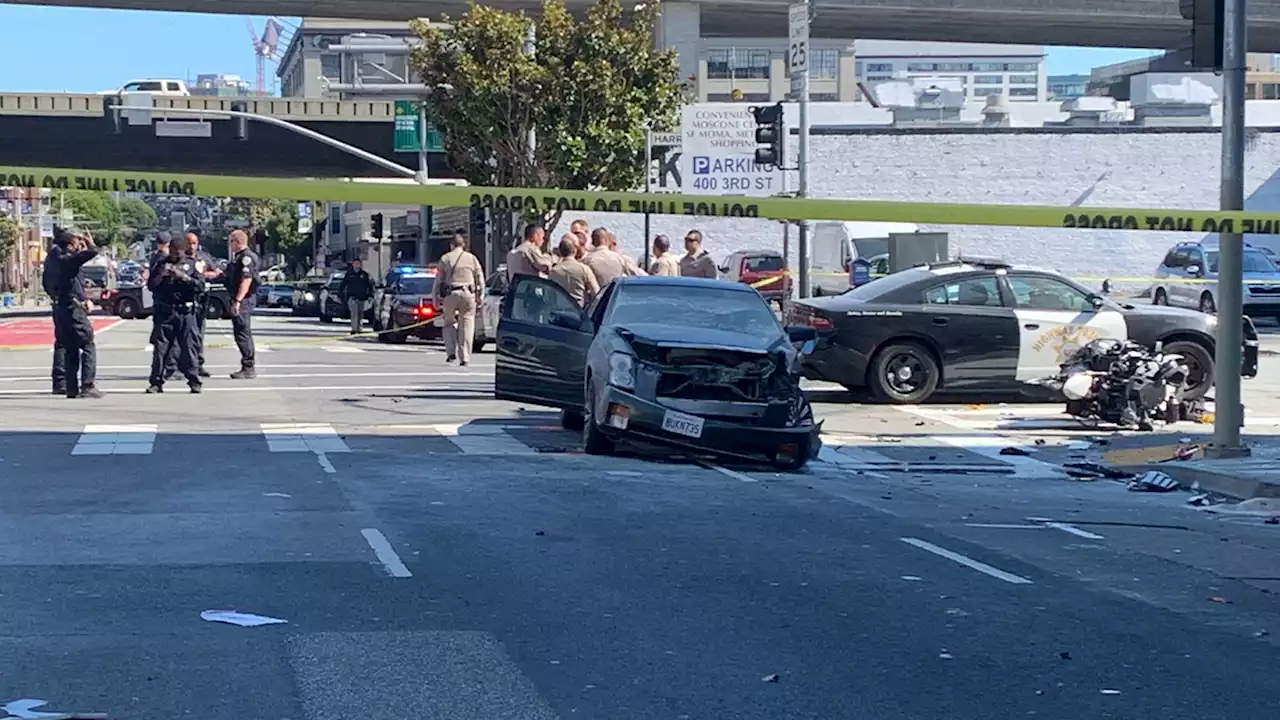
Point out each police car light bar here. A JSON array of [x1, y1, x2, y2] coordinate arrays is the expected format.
[[934, 256, 1012, 270]]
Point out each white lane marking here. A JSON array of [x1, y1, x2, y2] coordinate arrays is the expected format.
[[360, 528, 412, 578], [431, 423, 538, 455], [0, 361, 492, 372], [964, 523, 1045, 530], [1045, 522, 1105, 540], [0, 384, 494, 396], [0, 370, 490, 383], [316, 453, 337, 474], [261, 423, 351, 454], [929, 435, 1065, 478], [71, 424, 157, 456], [320, 344, 366, 353], [703, 463, 758, 483], [900, 537, 1033, 585], [818, 435, 905, 469]]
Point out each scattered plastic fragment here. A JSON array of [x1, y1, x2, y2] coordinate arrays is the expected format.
[[938, 651, 953, 659], [1127, 471, 1178, 492], [901, 575, 922, 581], [200, 610, 288, 627], [999, 446, 1031, 456], [262, 492, 291, 499], [1063, 462, 1133, 480], [1255, 630, 1270, 638], [761, 674, 780, 683], [1209, 596, 1231, 604], [1100, 689, 1122, 695]]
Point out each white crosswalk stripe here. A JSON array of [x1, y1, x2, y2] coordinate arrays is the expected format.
[[72, 424, 158, 456], [429, 423, 539, 455], [260, 423, 352, 453]]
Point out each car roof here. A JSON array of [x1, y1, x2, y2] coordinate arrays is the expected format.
[[616, 275, 754, 292]]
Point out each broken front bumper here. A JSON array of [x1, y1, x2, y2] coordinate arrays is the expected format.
[[595, 385, 823, 467]]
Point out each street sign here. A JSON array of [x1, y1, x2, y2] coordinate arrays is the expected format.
[[679, 105, 781, 197], [646, 131, 683, 194], [393, 100, 444, 154], [788, 3, 809, 96]]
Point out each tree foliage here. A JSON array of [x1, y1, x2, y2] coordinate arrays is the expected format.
[[410, 0, 682, 227], [245, 198, 309, 267], [117, 198, 158, 231], [0, 215, 19, 265], [61, 190, 122, 239]]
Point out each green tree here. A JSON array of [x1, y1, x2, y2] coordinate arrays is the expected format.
[[247, 198, 309, 269], [117, 198, 158, 232], [409, 0, 682, 229], [0, 215, 19, 266]]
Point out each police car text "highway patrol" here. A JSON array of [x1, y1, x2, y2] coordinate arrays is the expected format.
[[786, 258, 1259, 404]]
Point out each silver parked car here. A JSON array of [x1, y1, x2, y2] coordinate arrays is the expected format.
[[1151, 240, 1280, 321]]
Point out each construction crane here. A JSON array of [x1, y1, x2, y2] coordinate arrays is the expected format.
[[244, 17, 289, 95]]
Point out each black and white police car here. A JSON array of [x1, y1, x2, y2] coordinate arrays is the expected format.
[[787, 258, 1259, 404]]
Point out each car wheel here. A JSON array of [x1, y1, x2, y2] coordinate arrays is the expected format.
[[319, 311, 333, 323], [1153, 288, 1168, 306], [205, 298, 226, 320], [1164, 340, 1215, 401], [582, 379, 615, 456], [868, 341, 940, 404], [386, 315, 408, 344], [1199, 292, 1216, 314], [560, 408, 585, 432], [117, 297, 139, 320]]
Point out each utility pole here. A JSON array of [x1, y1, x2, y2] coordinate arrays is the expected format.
[[522, 22, 537, 251], [1208, 0, 1251, 458], [789, 2, 812, 298]]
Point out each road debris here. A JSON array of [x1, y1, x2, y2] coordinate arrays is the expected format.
[[1209, 596, 1232, 604], [999, 446, 1031, 456], [1, 699, 108, 719], [1100, 689, 1122, 695], [1127, 470, 1178, 492], [761, 674, 780, 683], [1062, 462, 1133, 480], [199, 610, 288, 627]]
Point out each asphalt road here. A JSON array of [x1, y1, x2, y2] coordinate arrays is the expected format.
[[0, 311, 1278, 720]]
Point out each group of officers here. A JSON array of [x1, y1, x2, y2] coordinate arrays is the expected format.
[[423, 222, 720, 367], [39, 226, 260, 398], [506, 219, 718, 307]]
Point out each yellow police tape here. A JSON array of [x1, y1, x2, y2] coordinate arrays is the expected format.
[[748, 272, 1280, 289], [4, 165, 1280, 232]]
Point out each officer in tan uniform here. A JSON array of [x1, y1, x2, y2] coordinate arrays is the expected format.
[[583, 228, 627, 286], [679, 229, 718, 279], [648, 235, 681, 276], [570, 219, 590, 248], [607, 231, 648, 277], [549, 235, 600, 306], [506, 223, 553, 282], [434, 233, 486, 366]]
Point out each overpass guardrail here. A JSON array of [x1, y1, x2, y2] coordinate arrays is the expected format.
[[0, 93, 398, 121]]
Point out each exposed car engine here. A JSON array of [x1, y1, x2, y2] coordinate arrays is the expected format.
[[1045, 339, 1190, 430]]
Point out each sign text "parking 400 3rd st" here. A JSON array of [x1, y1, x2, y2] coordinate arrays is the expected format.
[[680, 105, 782, 198]]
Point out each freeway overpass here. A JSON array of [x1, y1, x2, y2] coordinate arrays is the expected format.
[[6, 0, 1280, 50], [0, 94, 451, 177]]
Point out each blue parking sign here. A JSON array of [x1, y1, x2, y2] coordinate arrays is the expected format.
[[692, 156, 711, 174]]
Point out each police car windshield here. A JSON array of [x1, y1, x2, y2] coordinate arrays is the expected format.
[[1206, 250, 1277, 274], [397, 275, 436, 295], [610, 285, 781, 336]]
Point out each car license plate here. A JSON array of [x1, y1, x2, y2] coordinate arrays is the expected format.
[[661, 409, 705, 439]]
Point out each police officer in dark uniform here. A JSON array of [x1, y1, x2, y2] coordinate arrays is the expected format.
[[46, 226, 103, 399], [222, 229, 260, 380], [146, 234, 206, 394], [147, 232, 176, 378], [186, 231, 218, 379]]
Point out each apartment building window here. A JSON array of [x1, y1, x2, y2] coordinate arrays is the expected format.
[[1009, 74, 1039, 85], [937, 62, 971, 72], [1007, 62, 1039, 72], [866, 75, 893, 83], [974, 75, 1003, 85], [706, 48, 770, 80], [320, 53, 342, 81], [810, 92, 838, 101], [1009, 87, 1038, 98], [813, 49, 838, 80], [865, 62, 894, 73], [973, 87, 1004, 97], [1265, 83, 1280, 99], [706, 92, 770, 103], [907, 63, 937, 72]]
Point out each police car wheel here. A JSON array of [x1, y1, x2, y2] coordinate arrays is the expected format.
[[206, 299, 226, 320], [117, 297, 139, 320], [1165, 340, 1214, 401], [868, 341, 940, 404]]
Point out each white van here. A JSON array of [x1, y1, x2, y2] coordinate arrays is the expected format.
[[809, 221, 919, 296]]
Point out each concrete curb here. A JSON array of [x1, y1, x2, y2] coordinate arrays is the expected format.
[[1117, 462, 1280, 500], [0, 308, 51, 319]]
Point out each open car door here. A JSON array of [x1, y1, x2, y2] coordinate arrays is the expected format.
[[495, 274, 593, 409]]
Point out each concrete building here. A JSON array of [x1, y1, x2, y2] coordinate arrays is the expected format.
[[191, 74, 254, 97], [854, 41, 1046, 103], [276, 17, 421, 101], [1047, 73, 1089, 100]]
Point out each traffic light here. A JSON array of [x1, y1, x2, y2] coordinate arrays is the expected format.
[[230, 101, 248, 140], [371, 213, 385, 240], [750, 103, 785, 168], [1181, 0, 1224, 71]]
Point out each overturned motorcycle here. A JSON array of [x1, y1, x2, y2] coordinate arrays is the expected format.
[[1039, 339, 1202, 430]]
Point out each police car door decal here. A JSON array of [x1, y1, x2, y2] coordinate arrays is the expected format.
[[1009, 276, 1128, 381]]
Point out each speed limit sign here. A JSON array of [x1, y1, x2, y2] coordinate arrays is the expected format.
[[788, 4, 809, 75]]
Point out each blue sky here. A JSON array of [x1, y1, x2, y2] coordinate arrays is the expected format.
[[0, 5, 1156, 93]]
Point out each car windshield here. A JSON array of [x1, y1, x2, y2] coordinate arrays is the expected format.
[[1206, 250, 1277, 274], [398, 276, 435, 295], [609, 284, 781, 336]]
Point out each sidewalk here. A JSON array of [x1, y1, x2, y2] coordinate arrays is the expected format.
[[1101, 433, 1280, 500], [0, 295, 50, 319]]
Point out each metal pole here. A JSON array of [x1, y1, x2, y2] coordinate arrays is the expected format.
[[524, 24, 537, 171], [416, 100, 431, 264], [644, 130, 652, 269], [796, 1, 811, 299], [110, 106, 418, 178], [1208, 0, 1250, 458], [780, 117, 791, 299]]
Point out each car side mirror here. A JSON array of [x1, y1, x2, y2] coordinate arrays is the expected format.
[[549, 309, 584, 330], [1088, 294, 1105, 310], [1186, 264, 1202, 276]]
